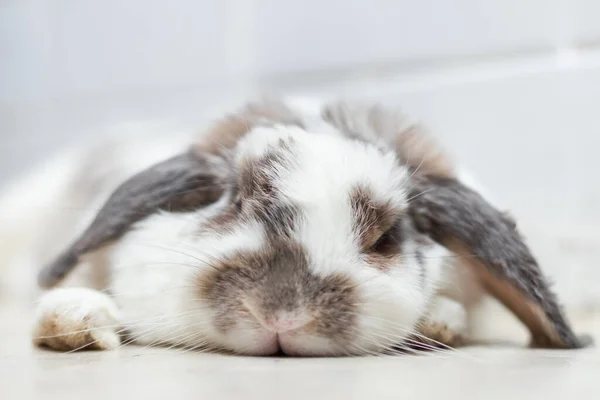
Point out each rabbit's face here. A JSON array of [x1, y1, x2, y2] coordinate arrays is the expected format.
[[194, 126, 448, 355]]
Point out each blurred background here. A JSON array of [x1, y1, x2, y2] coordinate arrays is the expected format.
[[2, 0, 600, 309]]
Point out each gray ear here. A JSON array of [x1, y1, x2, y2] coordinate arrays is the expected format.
[[38, 150, 228, 288], [408, 174, 590, 349]]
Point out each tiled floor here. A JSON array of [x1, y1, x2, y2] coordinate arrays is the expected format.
[[2, 49, 600, 399]]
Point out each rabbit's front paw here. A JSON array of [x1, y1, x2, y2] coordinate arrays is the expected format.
[[33, 288, 121, 351]]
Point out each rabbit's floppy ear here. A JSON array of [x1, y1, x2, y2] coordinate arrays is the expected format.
[[38, 98, 302, 289], [38, 150, 228, 289], [322, 100, 588, 348], [408, 174, 589, 349]]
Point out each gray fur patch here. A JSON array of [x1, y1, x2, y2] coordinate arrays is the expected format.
[[196, 98, 305, 157]]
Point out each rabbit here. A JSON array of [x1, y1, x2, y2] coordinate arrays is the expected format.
[[24, 98, 589, 356]]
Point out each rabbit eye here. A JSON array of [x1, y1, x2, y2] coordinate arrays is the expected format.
[[368, 223, 403, 256], [234, 196, 243, 211]]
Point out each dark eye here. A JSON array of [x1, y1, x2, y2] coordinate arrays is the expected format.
[[234, 196, 243, 212], [368, 223, 403, 256], [326, 286, 339, 294]]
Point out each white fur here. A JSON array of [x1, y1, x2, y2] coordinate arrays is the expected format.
[[107, 196, 266, 349], [427, 296, 467, 334], [282, 95, 341, 136]]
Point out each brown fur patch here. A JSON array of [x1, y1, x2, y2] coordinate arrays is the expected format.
[[349, 185, 398, 251], [200, 205, 240, 236], [412, 320, 463, 349], [238, 149, 290, 200], [322, 102, 455, 179], [394, 124, 454, 179], [196, 241, 358, 342], [454, 243, 567, 349], [238, 145, 299, 237], [195, 99, 304, 157], [200, 142, 300, 239], [33, 313, 112, 351]]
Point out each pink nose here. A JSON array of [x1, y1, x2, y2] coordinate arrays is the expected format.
[[264, 314, 310, 333]]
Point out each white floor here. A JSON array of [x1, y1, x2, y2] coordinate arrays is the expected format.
[[6, 348, 600, 400], [2, 49, 600, 399], [1, 298, 599, 400]]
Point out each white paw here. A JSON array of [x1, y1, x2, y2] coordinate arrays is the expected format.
[[428, 295, 468, 334], [33, 287, 121, 351]]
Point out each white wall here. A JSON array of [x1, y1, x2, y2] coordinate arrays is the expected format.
[[2, 0, 600, 205], [2, 0, 600, 105]]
